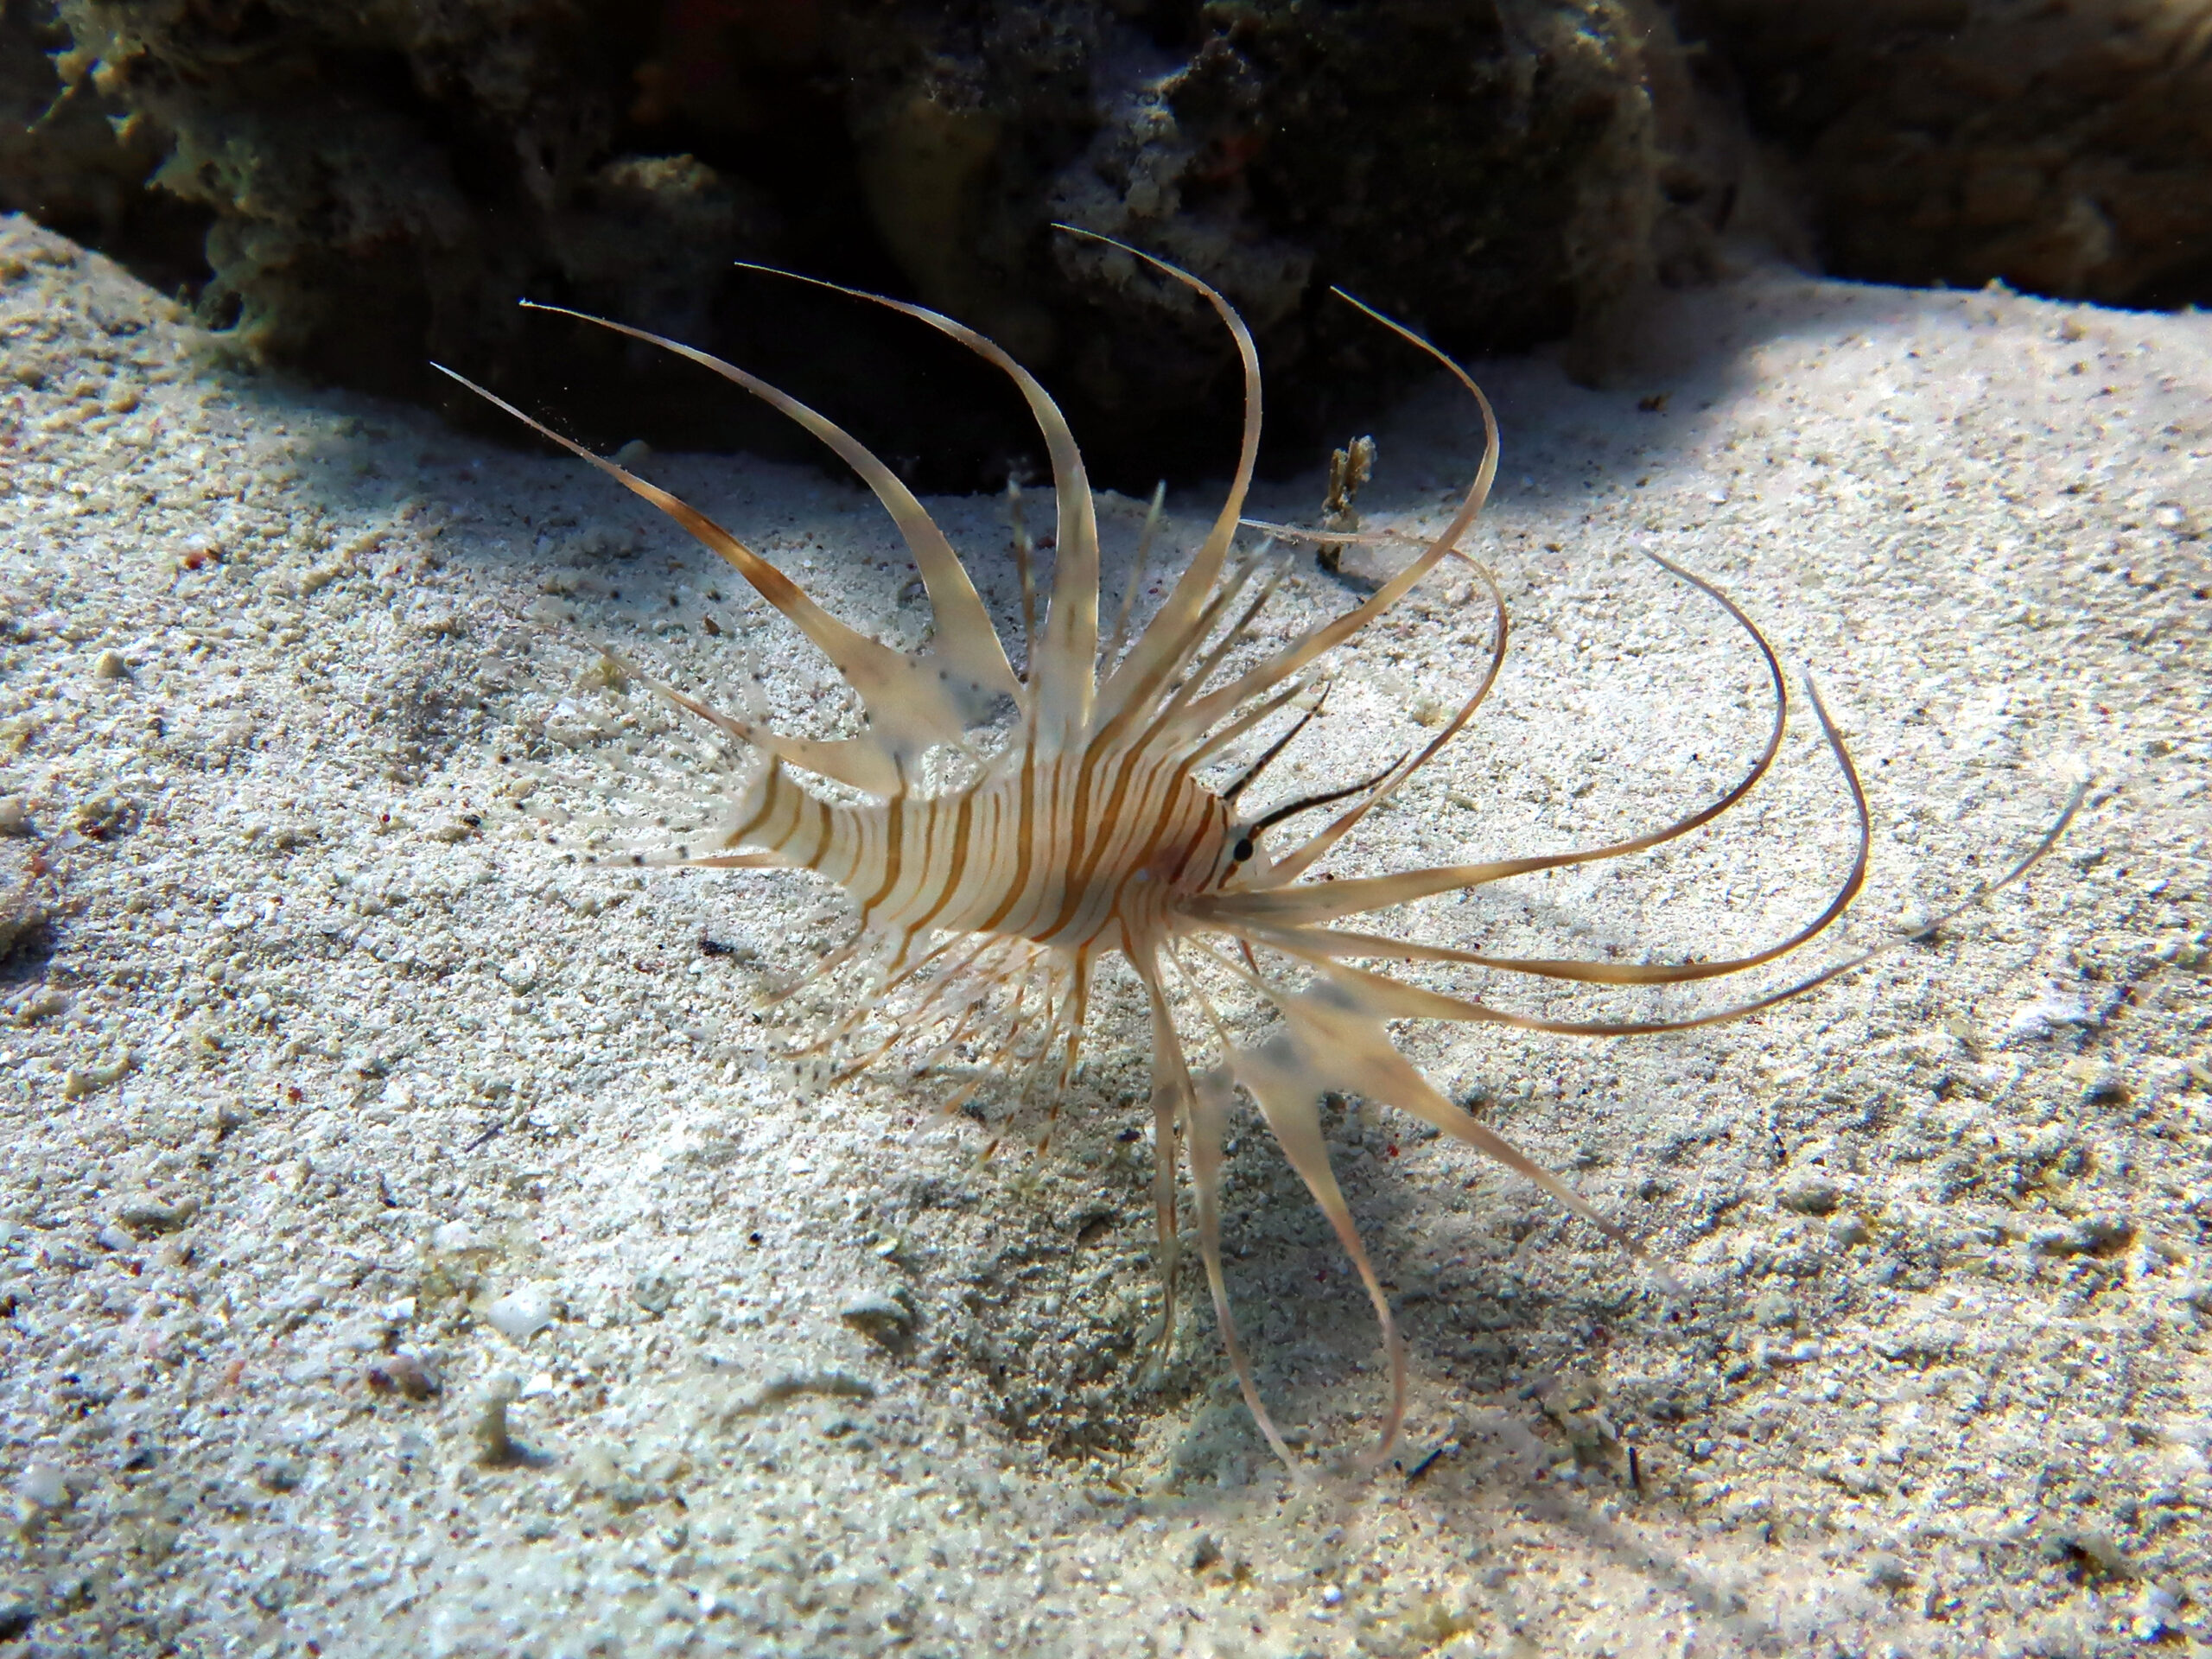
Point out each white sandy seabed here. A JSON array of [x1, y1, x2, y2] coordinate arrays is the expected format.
[[0, 211, 2206, 1659]]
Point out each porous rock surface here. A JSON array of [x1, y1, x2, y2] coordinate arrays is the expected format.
[[12, 1, 2212, 487], [5, 0, 1731, 485], [1, 213, 2209, 1656], [1683, 0, 2212, 308]]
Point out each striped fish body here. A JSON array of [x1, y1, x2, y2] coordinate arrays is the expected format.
[[725, 734, 1238, 959]]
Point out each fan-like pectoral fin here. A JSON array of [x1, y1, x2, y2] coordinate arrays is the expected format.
[[1255, 971, 1682, 1292], [1185, 1061, 1307, 1480], [1212, 556, 1795, 911], [1230, 1026, 1409, 1469], [430, 364, 974, 776], [1203, 855, 1576, 931], [1218, 664, 1872, 976], [1135, 955, 1187, 1370], [516, 302, 1022, 720], [730, 264, 1102, 747]]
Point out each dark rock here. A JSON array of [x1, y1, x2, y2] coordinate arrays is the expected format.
[[19, 0, 1730, 486], [1680, 0, 2212, 308]]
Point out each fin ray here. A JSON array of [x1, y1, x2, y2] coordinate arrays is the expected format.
[[431, 364, 966, 777], [731, 264, 1102, 746], [517, 301, 1022, 715], [1061, 227, 1264, 733]]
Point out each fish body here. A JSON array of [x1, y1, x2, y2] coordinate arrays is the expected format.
[[721, 735, 1239, 958]]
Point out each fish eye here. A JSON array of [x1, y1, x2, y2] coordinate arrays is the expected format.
[[1232, 836, 1255, 862]]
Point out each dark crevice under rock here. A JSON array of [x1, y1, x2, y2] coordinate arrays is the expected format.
[[5, 0, 2207, 490]]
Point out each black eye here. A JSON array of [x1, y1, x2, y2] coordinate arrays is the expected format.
[[1232, 836, 1254, 862]]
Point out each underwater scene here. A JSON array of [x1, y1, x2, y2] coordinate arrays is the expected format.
[[1, 3, 2208, 1655]]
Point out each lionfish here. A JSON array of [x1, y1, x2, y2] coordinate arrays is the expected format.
[[437, 230, 2074, 1473]]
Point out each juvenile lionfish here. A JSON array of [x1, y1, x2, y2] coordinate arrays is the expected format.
[[438, 230, 2074, 1472]]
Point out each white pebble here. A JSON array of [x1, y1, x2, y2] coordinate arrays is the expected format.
[[484, 1284, 556, 1342], [430, 1220, 486, 1255], [2003, 988, 2092, 1042], [14, 1462, 66, 1511]]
